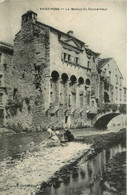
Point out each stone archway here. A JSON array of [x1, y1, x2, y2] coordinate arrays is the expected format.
[[50, 71, 60, 105], [94, 112, 120, 128], [78, 77, 84, 108], [85, 78, 91, 105], [70, 75, 77, 85], [70, 75, 77, 108], [86, 78, 91, 86], [51, 70, 59, 82], [78, 77, 84, 85], [61, 73, 69, 106], [61, 73, 68, 84]]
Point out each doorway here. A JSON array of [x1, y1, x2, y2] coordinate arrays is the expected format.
[[0, 109, 4, 127]]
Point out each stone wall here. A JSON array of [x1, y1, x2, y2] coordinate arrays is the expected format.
[[0, 46, 13, 127], [3, 10, 124, 131], [4, 15, 51, 131]]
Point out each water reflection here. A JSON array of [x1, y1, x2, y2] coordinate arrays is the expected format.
[[44, 144, 126, 195], [0, 132, 48, 161]]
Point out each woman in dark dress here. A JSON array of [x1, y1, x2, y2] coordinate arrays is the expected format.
[[64, 127, 74, 142]]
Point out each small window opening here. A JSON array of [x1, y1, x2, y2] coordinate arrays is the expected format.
[[4, 64, 7, 70], [68, 54, 71, 61], [87, 61, 90, 69], [75, 57, 79, 64], [13, 88, 18, 99]]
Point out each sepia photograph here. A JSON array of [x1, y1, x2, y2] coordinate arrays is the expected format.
[[0, 0, 126, 194]]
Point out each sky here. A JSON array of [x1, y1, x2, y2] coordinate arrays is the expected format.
[[0, 0, 126, 85]]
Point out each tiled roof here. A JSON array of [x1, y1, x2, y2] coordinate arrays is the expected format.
[[36, 21, 85, 46], [98, 58, 112, 69]]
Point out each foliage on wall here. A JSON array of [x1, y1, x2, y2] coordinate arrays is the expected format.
[[5, 96, 31, 117], [5, 98, 23, 117], [97, 103, 118, 114], [119, 104, 126, 114]]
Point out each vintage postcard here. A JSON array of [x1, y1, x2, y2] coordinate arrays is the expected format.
[[0, 0, 126, 194]]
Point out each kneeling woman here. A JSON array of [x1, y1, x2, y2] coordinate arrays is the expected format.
[[46, 127, 61, 147]]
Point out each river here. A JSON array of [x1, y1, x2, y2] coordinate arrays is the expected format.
[[0, 125, 126, 194], [0, 125, 123, 162], [40, 143, 126, 195]]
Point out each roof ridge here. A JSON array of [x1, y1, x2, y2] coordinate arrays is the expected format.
[[98, 58, 112, 68], [0, 41, 13, 48]]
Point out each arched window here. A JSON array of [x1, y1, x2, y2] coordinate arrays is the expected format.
[[51, 71, 59, 82], [86, 78, 91, 86], [60, 73, 69, 106], [78, 77, 84, 85], [61, 73, 68, 83], [50, 71, 59, 105], [70, 75, 77, 85]]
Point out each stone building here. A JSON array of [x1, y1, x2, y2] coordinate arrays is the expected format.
[[98, 58, 125, 104], [0, 10, 126, 131], [0, 42, 13, 127]]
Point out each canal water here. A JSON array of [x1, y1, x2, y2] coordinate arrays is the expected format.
[[38, 143, 126, 195], [0, 125, 123, 162], [0, 131, 49, 162]]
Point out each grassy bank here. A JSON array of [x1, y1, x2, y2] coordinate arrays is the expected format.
[[76, 128, 126, 154]]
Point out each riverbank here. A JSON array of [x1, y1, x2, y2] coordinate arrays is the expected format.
[[103, 151, 126, 195], [0, 142, 91, 195], [76, 127, 126, 154], [0, 128, 126, 195], [36, 128, 126, 194]]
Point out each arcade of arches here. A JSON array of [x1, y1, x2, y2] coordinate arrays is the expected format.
[[49, 70, 92, 126]]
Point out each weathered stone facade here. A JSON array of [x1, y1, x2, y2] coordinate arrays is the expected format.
[[0, 10, 126, 131], [0, 42, 13, 127]]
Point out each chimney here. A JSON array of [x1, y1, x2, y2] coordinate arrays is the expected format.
[[22, 10, 37, 25], [67, 30, 74, 36]]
